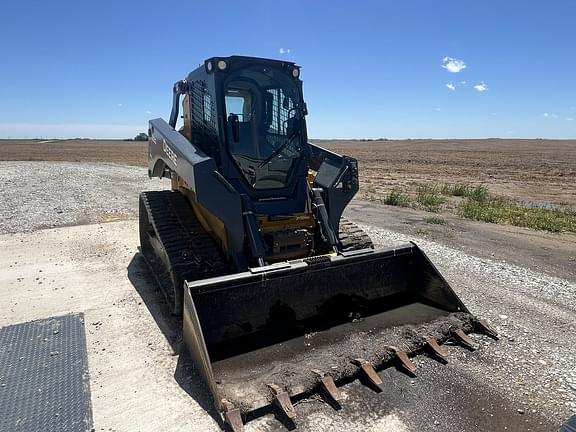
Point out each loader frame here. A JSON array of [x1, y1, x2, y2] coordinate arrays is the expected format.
[[148, 117, 358, 271]]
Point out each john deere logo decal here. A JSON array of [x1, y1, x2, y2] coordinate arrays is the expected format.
[[163, 139, 178, 166]]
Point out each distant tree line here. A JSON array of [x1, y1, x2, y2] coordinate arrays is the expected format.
[[124, 133, 149, 141]]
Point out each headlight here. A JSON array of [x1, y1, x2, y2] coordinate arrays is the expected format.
[[217, 60, 228, 71], [292, 68, 300, 78], [206, 61, 213, 72]]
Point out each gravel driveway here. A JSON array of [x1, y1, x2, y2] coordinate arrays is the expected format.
[[0, 161, 167, 234]]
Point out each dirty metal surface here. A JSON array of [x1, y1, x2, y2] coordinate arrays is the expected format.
[[0, 314, 92, 432], [561, 415, 576, 432], [212, 303, 472, 412]]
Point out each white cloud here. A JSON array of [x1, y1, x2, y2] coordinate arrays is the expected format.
[[434, 107, 441, 111], [543, 112, 558, 118], [146, 110, 152, 114], [446, 83, 456, 91], [473, 82, 488, 92], [460, 80, 467, 85], [567, 117, 574, 121], [441, 57, 467, 73], [279, 48, 291, 55]]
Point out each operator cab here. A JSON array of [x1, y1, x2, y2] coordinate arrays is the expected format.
[[223, 65, 305, 189], [171, 56, 311, 215]]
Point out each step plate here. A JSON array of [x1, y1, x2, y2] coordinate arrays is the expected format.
[[0, 314, 93, 432]]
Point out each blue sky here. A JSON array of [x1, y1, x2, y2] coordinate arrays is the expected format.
[[1, 0, 575, 139]]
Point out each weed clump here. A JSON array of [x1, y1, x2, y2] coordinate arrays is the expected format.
[[468, 185, 490, 202], [459, 195, 576, 232], [425, 216, 447, 225], [383, 190, 411, 207], [370, 181, 576, 233], [416, 185, 446, 212], [441, 183, 470, 197]]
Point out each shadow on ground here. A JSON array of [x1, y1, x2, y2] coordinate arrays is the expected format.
[[126, 252, 225, 430]]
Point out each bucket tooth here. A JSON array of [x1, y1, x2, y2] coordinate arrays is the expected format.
[[425, 336, 449, 363], [312, 370, 343, 404], [452, 328, 477, 350], [268, 383, 297, 419], [476, 319, 499, 339], [353, 358, 383, 388], [222, 400, 244, 432], [388, 347, 417, 375]]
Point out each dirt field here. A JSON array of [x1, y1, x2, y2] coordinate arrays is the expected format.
[[0, 139, 148, 166], [3, 138, 575, 207], [317, 139, 576, 208]]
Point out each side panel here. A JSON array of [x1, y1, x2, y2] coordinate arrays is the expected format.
[[182, 285, 222, 410], [148, 118, 248, 270]]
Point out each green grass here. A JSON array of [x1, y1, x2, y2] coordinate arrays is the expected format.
[[441, 183, 489, 201], [425, 216, 447, 225], [378, 182, 576, 232], [441, 183, 471, 197], [415, 185, 446, 212], [468, 185, 490, 202], [382, 185, 448, 212], [382, 190, 411, 207], [459, 196, 576, 233]]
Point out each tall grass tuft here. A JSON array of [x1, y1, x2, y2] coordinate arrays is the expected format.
[[425, 216, 447, 225], [441, 183, 471, 197], [468, 185, 490, 202], [416, 185, 446, 212], [383, 190, 412, 207]]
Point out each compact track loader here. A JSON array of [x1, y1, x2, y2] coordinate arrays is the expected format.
[[140, 56, 497, 431]]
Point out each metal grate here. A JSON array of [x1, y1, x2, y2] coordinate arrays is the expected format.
[[0, 314, 92, 432], [190, 80, 219, 152], [267, 88, 293, 135]]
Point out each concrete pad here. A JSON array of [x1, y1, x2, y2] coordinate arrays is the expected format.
[[0, 221, 221, 432]]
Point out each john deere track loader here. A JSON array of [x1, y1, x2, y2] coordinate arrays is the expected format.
[[140, 56, 496, 431]]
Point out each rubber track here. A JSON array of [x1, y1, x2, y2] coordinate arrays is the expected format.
[[338, 218, 374, 251], [140, 190, 227, 310]]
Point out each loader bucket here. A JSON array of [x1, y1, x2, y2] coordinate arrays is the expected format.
[[182, 242, 474, 426]]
